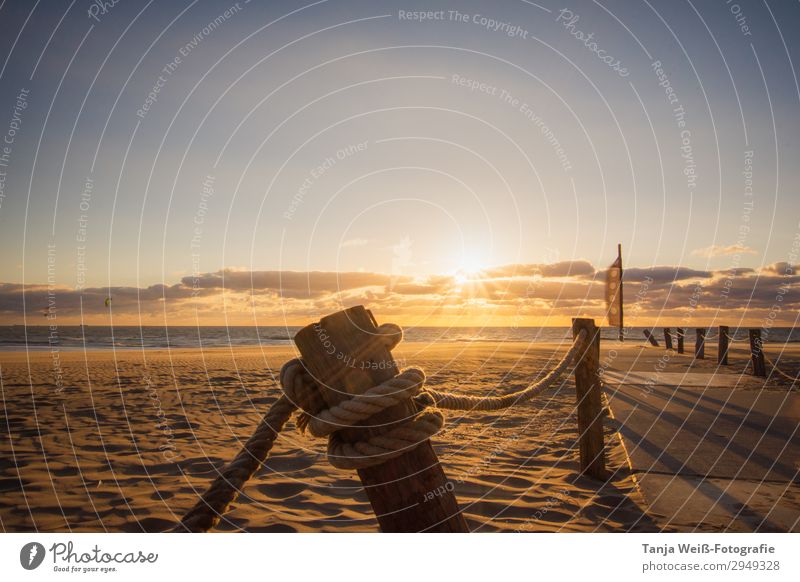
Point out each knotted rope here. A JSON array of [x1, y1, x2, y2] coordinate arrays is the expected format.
[[175, 325, 587, 532]]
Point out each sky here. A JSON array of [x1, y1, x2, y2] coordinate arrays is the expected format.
[[0, 0, 797, 326]]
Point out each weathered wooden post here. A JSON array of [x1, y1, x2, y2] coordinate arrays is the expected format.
[[664, 328, 673, 350], [695, 328, 706, 359], [643, 329, 659, 347], [749, 329, 766, 377], [718, 325, 729, 365], [676, 328, 685, 354], [572, 318, 606, 480], [293, 306, 467, 532]]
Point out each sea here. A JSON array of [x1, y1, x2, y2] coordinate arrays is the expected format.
[[0, 325, 797, 351]]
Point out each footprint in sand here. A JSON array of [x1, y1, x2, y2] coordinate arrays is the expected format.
[[176, 457, 226, 476], [149, 490, 175, 501], [317, 478, 364, 499], [254, 482, 307, 500], [474, 474, 534, 490], [262, 453, 319, 473]]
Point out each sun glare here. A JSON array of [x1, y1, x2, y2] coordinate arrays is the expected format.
[[453, 257, 487, 285]]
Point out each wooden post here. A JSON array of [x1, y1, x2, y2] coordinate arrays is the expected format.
[[749, 329, 766, 377], [643, 329, 659, 347], [695, 328, 706, 359], [718, 325, 729, 365], [664, 328, 673, 350], [293, 306, 467, 533], [676, 328, 685, 354], [572, 318, 606, 480]]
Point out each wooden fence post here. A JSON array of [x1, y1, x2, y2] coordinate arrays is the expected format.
[[749, 329, 766, 377], [676, 328, 685, 354], [664, 328, 673, 350], [695, 328, 706, 360], [718, 325, 729, 365], [643, 329, 659, 347], [293, 306, 467, 532], [572, 318, 606, 480]]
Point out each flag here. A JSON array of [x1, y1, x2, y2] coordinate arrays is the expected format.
[[605, 254, 622, 327]]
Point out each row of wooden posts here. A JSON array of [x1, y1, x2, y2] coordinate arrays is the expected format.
[[642, 326, 767, 377]]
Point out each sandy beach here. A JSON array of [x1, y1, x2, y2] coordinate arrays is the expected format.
[[1, 339, 659, 533], [2, 337, 798, 533]]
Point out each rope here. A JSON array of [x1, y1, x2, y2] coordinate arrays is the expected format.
[[175, 324, 588, 531], [425, 329, 586, 411], [286, 365, 427, 438], [286, 328, 585, 468], [175, 395, 296, 532], [326, 410, 445, 470], [763, 354, 800, 384]]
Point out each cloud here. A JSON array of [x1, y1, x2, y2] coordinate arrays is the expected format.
[[182, 269, 401, 297], [0, 260, 797, 325], [389, 282, 448, 295], [760, 262, 796, 276], [621, 266, 713, 284], [483, 260, 596, 279], [691, 244, 757, 258]]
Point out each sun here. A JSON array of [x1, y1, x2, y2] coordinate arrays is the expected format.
[[454, 272, 470, 286], [453, 257, 486, 285]]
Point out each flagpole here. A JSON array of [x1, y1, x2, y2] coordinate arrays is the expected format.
[[618, 243, 624, 342]]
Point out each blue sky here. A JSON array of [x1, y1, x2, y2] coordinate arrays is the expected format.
[[0, 0, 797, 325]]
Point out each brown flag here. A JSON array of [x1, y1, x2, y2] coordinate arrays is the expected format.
[[606, 253, 622, 327]]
